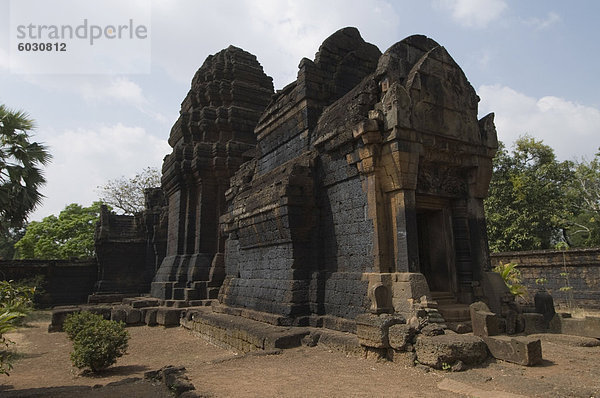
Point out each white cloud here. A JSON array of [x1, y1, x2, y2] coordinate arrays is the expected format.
[[18, 74, 168, 123], [80, 77, 145, 106], [478, 84, 600, 160], [29, 123, 170, 220], [523, 11, 561, 30], [150, 0, 399, 89], [435, 0, 507, 28]]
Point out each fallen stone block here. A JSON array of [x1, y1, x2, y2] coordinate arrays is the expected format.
[[355, 313, 405, 348], [560, 316, 600, 339], [126, 308, 142, 325], [156, 308, 183, 326], [415, 334, 488, 369], [81, 305, 112, 320], [469, 301, 500, 337], [483, 335, 542, 366], [522, 313, 546, 334], [145, 365, 195, 396], [144, 308, 159, 326], [111, 306, 128, 323], [48, 306, 80, 332], [388, 323, 416, 350]]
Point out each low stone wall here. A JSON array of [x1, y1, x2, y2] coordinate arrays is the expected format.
[[0, 259, 97, 306], [490, 248, 600, 310]]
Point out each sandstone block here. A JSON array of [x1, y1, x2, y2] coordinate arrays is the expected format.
[[125, 308, 142, 324], [145, 308, 158, 326], [48, 307, 80, 332], [156, 308, 183, 326], [561, 316, 600, 339], [388, 323, 416, 350], [355, 313, 405, 348], [415, 334, 488, 369], [522, 312, 546, 334], [83, 305, 112, 320], [110, 306, 128, 323], [483, 335, 542, 366], [469, 301, 500, 337]]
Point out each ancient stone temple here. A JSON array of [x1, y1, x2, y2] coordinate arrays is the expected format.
[[75, 26, 569, 367], [150, 46, 274, 301], [141, 27, 499, 331], [216, 28, 498, 327]]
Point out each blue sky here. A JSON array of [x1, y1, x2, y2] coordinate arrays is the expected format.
[[0, 0, 599, 221]]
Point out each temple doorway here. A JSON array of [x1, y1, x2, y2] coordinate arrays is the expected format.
[[416, 197, 456, 295]]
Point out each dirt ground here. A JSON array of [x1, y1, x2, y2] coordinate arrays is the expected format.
[[1, 311, 600, 397]]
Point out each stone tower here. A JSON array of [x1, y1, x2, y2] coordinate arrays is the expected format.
[[150, 46, 274, 301]]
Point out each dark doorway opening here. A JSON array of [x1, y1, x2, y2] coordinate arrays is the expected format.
[[416, 201, 456, 294]]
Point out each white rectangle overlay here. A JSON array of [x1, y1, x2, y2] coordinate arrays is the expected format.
[[9, 0, 151, 74]]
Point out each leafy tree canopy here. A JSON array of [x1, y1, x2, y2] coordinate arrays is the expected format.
[[13, 202, 103, 259], [563, 148, 600, 247], [97, 166, 160, 215], [485, 136, 574, 252], [0, 104, 51, 230], [0, 225, 25, 260]]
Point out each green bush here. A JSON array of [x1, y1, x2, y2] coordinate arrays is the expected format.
[[63, 311, 105, 341], [0, 311, 24, 375], [0, 280, 35, 316], [65, 312, 129, 373], [0, 279, 36, 376]]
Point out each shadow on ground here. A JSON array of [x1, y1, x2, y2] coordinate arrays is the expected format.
[[0, 377, 173, 398]]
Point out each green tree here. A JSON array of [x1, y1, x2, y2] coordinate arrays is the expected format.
[[0, 225, 25, 260], [13, 202, 103, 259], [564, 148, 600, 246], [485, 136, 573, 252], [97, 166, 161, 215], [0, 105, 51, 230]]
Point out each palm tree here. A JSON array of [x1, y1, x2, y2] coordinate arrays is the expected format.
[[0, 105, 51, 229]]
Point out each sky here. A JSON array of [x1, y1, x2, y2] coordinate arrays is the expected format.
[[0, 0, 599, 221]]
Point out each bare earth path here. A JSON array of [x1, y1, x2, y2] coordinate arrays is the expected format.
[[1, 312, 600, 397]]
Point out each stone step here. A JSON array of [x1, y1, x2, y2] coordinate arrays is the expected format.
[[438, 303, 471, 322], [430, 291, 457, 305], [180, 308, 311, 353]]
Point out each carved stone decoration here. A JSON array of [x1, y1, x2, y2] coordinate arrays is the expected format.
[[417, 164, 468, 197]]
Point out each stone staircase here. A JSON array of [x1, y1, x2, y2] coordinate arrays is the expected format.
[[431, 291, 472, 333]]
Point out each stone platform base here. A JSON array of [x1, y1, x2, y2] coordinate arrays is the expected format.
[[47, 299, 363, 356], [181, 306, 362, 355]]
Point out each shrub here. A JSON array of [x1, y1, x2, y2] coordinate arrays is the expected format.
[[0, 311, 24, 375], [63, 311, 105, 341], [0, 279, 35, 376], [65, 312, 129, 373], [0, 280, 35, 316]]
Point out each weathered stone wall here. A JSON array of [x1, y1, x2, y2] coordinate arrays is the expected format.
[[95, 200, 165, 295], [220, 28, 381, 320], [310, 150, 373, 319], [0, 259, 97, 306], [490, 249, 600, 309]]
